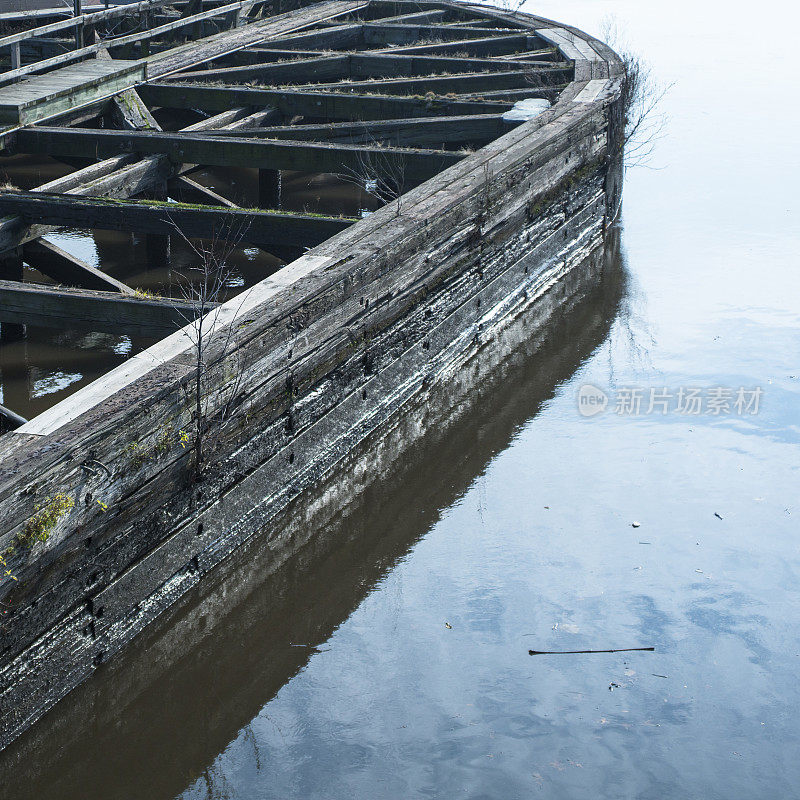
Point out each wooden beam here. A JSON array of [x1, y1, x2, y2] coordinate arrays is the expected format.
[[360, 23, 521, 46], [36, 155, 140, 193], [137, 82, 511, 120], [181, 105, 255, 131], [158, 54, 350, 83], [111, 88, 162, 131], [371, 33, 535, 57], [217, 47, 336, 65], [0, 403, 27, 431], [364, 9, 448, 24], [220, 106, 280, 129], [15, 128, 465, 183], [208, 113, 518, 146], [347, 51, 557, 77], [0, 277, 207, 337], [22, 238, 135, 294], [453, 86, 564, 102], [294, 67, 571, 95], [252, 23, 363, 51], [168, 175, 238, 208], [0, 191, 356, 249]]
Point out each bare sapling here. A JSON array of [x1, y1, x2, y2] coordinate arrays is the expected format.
[[602, 16, 672, 170], [339, 141, 408, 218], [168, 215, 252, 480]]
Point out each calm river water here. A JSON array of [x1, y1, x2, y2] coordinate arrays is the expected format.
[[3, 0, 800, 797]]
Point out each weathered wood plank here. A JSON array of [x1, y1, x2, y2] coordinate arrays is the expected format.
[[257, 22, 363, 51], [208, 113, 517, 146], [0, 191, 356, 247], [362, 9, 448, 24], [111, 88, 162, 132], [0, 277, 205, 337], [0, 403, 27, 431], [138, 82, 512, 119], [0, 60, 147, 124], [347, 51, 559, 77], [218, 46, 335, 65], [22, 238, 135, 294], [168, 175, 238, 208], [371, 32, 535, 56], [15, 127, 464, 182], [360, 22, 521, 46], [159, 53, 350, 84], [294, 66, 571, 95]]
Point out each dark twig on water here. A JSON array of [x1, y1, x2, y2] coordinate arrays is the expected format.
[[528, 647, 655, 655]]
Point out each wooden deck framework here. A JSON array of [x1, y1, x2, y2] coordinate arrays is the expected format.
[[0, 1, 623, 752], [0, 0, 575, 428]]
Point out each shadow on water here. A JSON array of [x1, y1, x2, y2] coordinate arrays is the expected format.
[[0, 231, 626, 800]]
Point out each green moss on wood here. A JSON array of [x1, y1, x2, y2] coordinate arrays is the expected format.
[[19, 493, 75, 548]]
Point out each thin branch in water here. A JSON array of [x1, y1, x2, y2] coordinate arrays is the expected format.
[[528, 647, 655, 655], [337, 136, 408, 218], [601, 16, 673, 171]]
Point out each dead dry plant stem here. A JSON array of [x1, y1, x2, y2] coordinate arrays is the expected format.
[[167, 214, 252, 479]]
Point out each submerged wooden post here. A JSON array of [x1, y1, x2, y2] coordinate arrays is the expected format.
[[74, 0, 85, 51], [0, 254, 28, 426], [0, 254, 24, 344], [259, 168, 282, 209], [9, 43, 21, 72], [145, 183, 170, 269]]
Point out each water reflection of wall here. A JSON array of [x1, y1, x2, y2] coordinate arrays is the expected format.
[[0, 231, 625, 800]]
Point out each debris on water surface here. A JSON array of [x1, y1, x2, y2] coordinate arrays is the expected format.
[[528, 647, 655, 655], [502, 97, 550, 122], [608, 682, 621, 691]]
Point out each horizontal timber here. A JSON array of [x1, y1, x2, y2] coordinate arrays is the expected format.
[[294, 66, 571, 94], [13, 128, 464, 182], [137, 82, 512, 119], [207, 113, 518, 146], [0, 192, 356, 248], [0, 278, 206, 337], [21, 239, 135, 294]]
